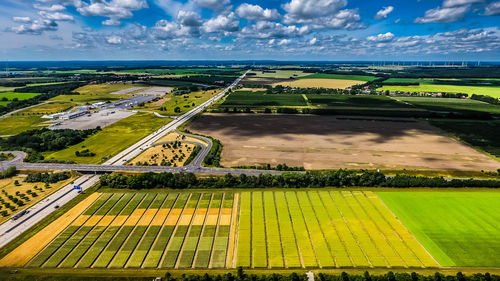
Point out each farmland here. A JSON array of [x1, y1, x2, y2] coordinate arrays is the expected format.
[[274, 79, 364, 89], [44, 112, 171, 164], [222, 91, 307, 107], [392, 97, 500, 115], [2, 191, 237, 269], [50, 83, 147, 104], [299, 73, 378, 81], [248, 70, 311, 78], [379, 84, 500, 98], [140, 89, 221, 115], [378, 192, 500, 267], [187, 114, 500, 171], [0, 174, 77, 224]]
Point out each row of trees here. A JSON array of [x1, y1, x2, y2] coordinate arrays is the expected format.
[[158, 269, 498, 281], [99, 170, 500, 190], [25, 171, 70, 183], [471, 94, 500, 105]]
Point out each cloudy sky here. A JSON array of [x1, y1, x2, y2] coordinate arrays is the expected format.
[[1, 0, 499, 61]]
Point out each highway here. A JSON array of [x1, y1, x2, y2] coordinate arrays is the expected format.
[[0, 174, 100, 248], [0, 71, 260, 247]]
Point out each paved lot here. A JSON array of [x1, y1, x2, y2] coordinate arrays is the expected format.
[[50, 109, 135, 130]]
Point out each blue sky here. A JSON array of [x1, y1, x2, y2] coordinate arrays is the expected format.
[[0, 0, 499, 61]]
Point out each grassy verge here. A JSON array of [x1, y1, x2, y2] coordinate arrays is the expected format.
[[43, 112, 171, 164], [0, 183, 101, 259], [184, 145, 201, 166]]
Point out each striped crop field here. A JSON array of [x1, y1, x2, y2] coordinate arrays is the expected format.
[[2, 190, 499, 269]]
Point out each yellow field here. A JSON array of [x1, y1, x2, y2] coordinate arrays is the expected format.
[[0, 175, 77, 224], [151, 209, 170, 225], [0, 192, 101, 267], [137, 209, 158, 226], [274, 78, 364, 89]]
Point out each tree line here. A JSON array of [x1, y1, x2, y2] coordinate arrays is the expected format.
[[0, 127, 101, 162], [99, 170, 500, 190], [25, 171, 70, 183]]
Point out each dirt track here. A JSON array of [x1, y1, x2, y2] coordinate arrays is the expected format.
[[187, 114, 500, 171]]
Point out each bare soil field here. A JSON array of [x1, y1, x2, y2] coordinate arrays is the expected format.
[[274, 78, 363, 89], [187, 114, 500, 171]]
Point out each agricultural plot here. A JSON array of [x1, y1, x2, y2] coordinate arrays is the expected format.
[[187, 114, 500, 171], [235, 190, 438, 269], [9, 191, 235, 269], [391, 96, 500, 115], [378, 192, 500, 267], [274, 79, 364, 89], [222, 91, 307, 107], [4, 190, 499, 269], [298, 73, 378, 81], [379, 84, 500, 98], [306, 94, 411, 108]]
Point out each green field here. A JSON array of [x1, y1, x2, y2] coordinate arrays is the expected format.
[[44, 112, 170, 163], [307, 94, 410, 108], [300, 73, 378, 81], [392, 96, 500, 115], [0, 101, 74, 135], [50, 83, 143, 104], [378, 192, 500, 267], [380, 84, 500, 98], [222, 91, 307, 107], [248, 70, 310, 78], [0, 92, 39, 102], [141, 89, 220, 115]]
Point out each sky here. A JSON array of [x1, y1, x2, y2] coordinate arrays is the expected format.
[[0, 0, 499, 61]]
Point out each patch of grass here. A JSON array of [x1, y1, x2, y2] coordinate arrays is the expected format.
[[378, 192, 500, 267], [43, 112, 170, 164], [0, 92, 39, 101], [222, 91, 307, 107], [248, 70, 310, 79], [299, 73, 378, 81], [50, 83, 143, 104], [143, 89, 220, 116]]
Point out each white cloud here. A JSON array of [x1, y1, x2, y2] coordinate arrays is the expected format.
[[278, 39, 291, 45], [77, 0, 148, 26], [309, 37, 317, 45], [374, 6, 394, 20], [484, 1, 500, 15], [39, 11, 74, 21], [8, 19, 58, 35], [367, 32, 395, 42], [236, 4, 280, 21], [240, 21, 309, 39], [414, 5, 470, 23], [442, 0, 483, 7], [177, 10, 202, 27], [202, 12, 239, 33], [283, 0, 347, 22], [33, 4, 66, 12], [106, 35, 123, 44], [13, 17, 32, 23]]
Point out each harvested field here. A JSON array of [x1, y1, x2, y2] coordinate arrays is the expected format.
[[274, 78, 364, 89], [187, 114, 500, 171], [129, 141, 196, 166]]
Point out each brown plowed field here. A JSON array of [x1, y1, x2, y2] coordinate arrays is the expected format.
[[187, 114, 500, 171]]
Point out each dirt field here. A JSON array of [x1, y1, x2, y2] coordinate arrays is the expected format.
[[274, 78, 364, 89], [187, 114, 500, 171]]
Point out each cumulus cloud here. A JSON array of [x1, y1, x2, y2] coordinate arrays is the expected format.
[[374, 6, 394, 20], [13, 17, 32, 23], [236, 4, 280, 21], [106, 35, 123, 44], [8, 19, 58, 35], [283, 0, 346, 22], [177, 10, 202, 27], [278, 39, 291, 45], [202, 12, 239, 34], [309, 37, 317, 45], [442, 0, 483, 7], [33, 4, 66, 12], [484, 1, 500, 15], [77, 0, 148, 26], [367, 32, 395, 42], [240, 21, 309, 39]]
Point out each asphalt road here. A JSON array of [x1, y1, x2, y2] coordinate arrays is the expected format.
[[0, 174, 100, 248]]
